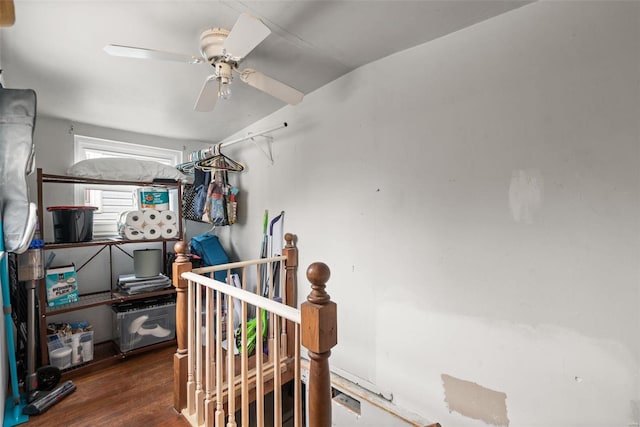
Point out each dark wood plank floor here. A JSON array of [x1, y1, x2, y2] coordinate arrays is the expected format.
[[23, 346, 190, 427]]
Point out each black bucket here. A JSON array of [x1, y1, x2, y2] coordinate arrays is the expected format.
[[47, 206, 98, 243]]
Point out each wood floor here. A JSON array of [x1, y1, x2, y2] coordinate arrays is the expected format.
[[23, 345, 190, 427]]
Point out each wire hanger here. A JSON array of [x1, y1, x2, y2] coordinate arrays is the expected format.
[[194, 144, 245, 172], [176, 161, 195, 175]]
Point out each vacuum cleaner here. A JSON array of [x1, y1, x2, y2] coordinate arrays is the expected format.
[[16, 232, 76, 416]]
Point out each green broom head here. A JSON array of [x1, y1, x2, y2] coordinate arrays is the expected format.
[[235, 308, 268, 355]]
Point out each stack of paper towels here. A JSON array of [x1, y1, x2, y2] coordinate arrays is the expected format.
[[118, 209, 178, 240]]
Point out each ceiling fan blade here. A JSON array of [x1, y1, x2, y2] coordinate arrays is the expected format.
[[104, 44, 205, 64], [0, 0, 15, 27], [194, 76, 219, 112], [222, 13, 271, 61], [239, 69, 303, 105]]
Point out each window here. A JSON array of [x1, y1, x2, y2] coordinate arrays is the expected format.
[[74, 135, 183, 236]]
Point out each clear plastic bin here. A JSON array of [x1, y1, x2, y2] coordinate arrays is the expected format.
[[113, 301, 176, 352], [47, 330, 94, 369]]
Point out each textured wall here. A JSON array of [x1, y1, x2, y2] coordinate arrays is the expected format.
[[214, 2, 640, 426]]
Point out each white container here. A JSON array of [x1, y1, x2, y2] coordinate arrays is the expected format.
[[47, 330, 94, 369], [133, 249, 162, 278], [49, 346, 72, 369]]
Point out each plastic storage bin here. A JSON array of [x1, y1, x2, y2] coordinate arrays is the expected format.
[[47, 330, 94, 369], [47, 206, 98, 243], [112, 294, 176, 352]]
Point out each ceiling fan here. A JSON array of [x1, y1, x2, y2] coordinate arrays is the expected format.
[[104, 13, 304, 112]]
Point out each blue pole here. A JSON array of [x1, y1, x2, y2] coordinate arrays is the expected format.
[[0, 217, 29, 426]]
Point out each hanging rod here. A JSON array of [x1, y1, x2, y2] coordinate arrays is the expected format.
[[178, 122, 288, 174], [219, 121, 288, 149]]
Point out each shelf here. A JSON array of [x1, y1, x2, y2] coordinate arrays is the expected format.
[[43, 237, 182, 250], [59, 339, 177, 378], [40, 172, 181, 187], [36, 168, 184, 368], [44, 288, 176, 315]]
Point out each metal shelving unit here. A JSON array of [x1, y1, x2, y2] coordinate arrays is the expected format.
[[35, 168, 182, 375]]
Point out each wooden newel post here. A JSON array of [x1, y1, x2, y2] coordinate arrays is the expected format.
[[172, 241, 192, 411], [282, 233, 298, 355], [302, 262, 337, 427]]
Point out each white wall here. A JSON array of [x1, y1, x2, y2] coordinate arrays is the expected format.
[[212, 2, 640, 426]]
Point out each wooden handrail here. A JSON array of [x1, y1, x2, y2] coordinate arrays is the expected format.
[[182, 272, 301, 323], [192, 255, 286, 274]]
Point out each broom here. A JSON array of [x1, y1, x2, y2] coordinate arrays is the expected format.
[[235, 307, 267, 355], [235, 210, 270, 354]]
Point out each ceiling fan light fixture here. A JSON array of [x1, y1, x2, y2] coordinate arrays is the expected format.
[[215, 62, 233, 81], [215, 62, 233, 100], [218, 80, 232, 100]]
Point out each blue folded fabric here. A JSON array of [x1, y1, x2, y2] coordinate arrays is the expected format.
[[190, 234, 229, 282]]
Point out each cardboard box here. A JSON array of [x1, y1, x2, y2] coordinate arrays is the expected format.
[[45, 265, 79, 307]]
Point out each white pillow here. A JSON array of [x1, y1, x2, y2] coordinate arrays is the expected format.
[[67, 158, 187, 181]]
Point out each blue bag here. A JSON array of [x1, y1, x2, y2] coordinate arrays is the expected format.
[[190, 234, 229, 282]]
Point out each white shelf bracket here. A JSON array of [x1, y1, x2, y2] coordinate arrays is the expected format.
[[250, 134, 275, 165]]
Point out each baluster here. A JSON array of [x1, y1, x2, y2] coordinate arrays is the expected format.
[[283, 233, 297, 367], [241, 267, 249, 427], [255, 263, 264, 427], [273, 311, 282, 427], [208, 269, 217, 425], [205, 287, 215, 426], [302, 263, 336, 427], [294, 324, 301, 427], [215, 289, 225, 426], [195, 282, 204, 425], [227, 268, 237, 427], [279, 258, 288, 357]]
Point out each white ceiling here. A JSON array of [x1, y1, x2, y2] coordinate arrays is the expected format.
[[0, 1, 530, 143]]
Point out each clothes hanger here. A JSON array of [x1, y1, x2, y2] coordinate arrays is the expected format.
[[175, 161, 195, 175], [195, 144, 245, 173]]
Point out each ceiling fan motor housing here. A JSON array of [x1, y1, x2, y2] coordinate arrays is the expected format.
[[200, 28, 230, 61], [215, 62, 232, 84]]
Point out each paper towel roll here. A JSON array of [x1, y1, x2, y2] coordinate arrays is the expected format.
[[142, 224, 161, 239], [160, 224, 178, 239], [142, 209, 161, 225], [122, 210, 144, 228], [133, 249, 162, 278], [121, 226, 144, 240], [159, 210, 177, 225]]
